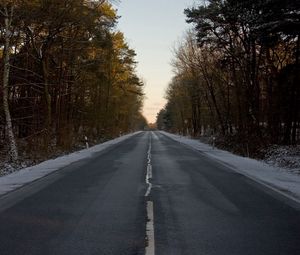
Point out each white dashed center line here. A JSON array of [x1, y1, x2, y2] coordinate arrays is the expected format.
[[145, 132, 155, 255]]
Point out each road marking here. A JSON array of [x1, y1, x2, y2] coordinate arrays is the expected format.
[[145, 133, 155, 255], [145, 201, 155, 255], [145, 166, 152, 197], [145, 134, 152, 197]]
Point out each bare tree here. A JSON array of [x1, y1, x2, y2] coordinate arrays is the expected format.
[[0, 2, 18, 162]]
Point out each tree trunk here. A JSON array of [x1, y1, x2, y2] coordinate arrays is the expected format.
[[42, 57, 52, 129], [41, 55, 52, 152], [2, 6, 18, 162]]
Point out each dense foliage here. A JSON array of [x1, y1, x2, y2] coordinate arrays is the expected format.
[[157, 0, 300, 154], [0, 0, 146, 163]]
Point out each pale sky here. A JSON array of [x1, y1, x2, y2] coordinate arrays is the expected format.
[[116, 0, 197, 123]]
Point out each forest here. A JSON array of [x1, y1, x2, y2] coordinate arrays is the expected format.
[[0, 0, 146, 169], [157, 0, 300, 156]]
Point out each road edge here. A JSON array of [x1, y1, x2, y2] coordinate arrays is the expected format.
[[0, 131, 143, 199], [159, 131, 300, 209]]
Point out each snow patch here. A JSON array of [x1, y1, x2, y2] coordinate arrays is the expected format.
[[263, 145, 300, 175]]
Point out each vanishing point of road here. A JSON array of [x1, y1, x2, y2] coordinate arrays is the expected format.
[[0, 132, 299, 255]]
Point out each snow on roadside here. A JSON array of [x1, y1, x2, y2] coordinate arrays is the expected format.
[[0, 132, 142, 196], [160, 131, 300, 202], [263, 145, 300, 175]]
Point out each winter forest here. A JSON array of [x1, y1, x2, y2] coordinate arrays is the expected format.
[[1, 0, 300, 173], [157, 0, 300, 156], [0, 0, 146, 169]]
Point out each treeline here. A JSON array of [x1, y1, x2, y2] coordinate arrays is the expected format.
[[0, 0, 146, 163], [157, 0, 299, 154]]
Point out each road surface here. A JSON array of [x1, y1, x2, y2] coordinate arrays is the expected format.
[[0, 131, 299, 255]]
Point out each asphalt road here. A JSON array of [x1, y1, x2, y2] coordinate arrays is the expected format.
[[0, 131, 299, 255]]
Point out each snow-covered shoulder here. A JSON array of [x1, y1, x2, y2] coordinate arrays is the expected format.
[[0, 132, 142, 196], [160, 131, 300, 203]]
